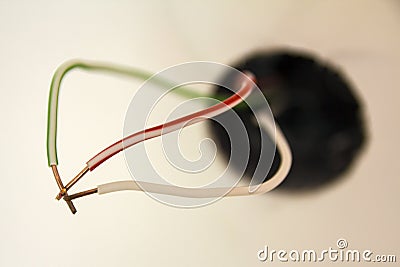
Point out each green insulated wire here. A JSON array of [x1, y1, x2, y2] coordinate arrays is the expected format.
[[46, 59, 208, 166], [46, 59, 258, 167]]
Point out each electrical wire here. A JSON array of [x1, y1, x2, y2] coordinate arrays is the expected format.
[[47, 59, 292, 212], [47, 59, 203, 166], [96, 113, 291, 197], [86, 73, 254, 170]]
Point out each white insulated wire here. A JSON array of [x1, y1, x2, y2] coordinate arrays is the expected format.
[[97, 115, 292, 197]]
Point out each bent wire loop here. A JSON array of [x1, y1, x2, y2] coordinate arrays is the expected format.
[[47, 59, 292, 214]]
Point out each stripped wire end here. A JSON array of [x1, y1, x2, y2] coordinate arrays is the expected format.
[[64, 198, 77, 214], [55, 166, 89, 200], [55, 188, 66, 200], [51, 165, 78, 214]]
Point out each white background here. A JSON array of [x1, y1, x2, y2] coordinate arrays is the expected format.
[[0, 0, 399, 266]]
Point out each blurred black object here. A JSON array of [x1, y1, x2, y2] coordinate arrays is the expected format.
[[210, 50, 366, 191]]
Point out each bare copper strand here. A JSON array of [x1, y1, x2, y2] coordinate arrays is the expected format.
[[51, 165, 64, 191], [51, 165, 77, 214], [56, 166, 89, 200], [64, 188, 98, 201], [66, 166, 89, 190], [65, 198, 77, 214]]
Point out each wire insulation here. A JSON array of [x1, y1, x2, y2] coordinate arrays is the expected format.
[[47, 59, 292, 201], [47, 59, 203, 166], [86, 73, 255, 170], [97, 114, 291, 197]]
